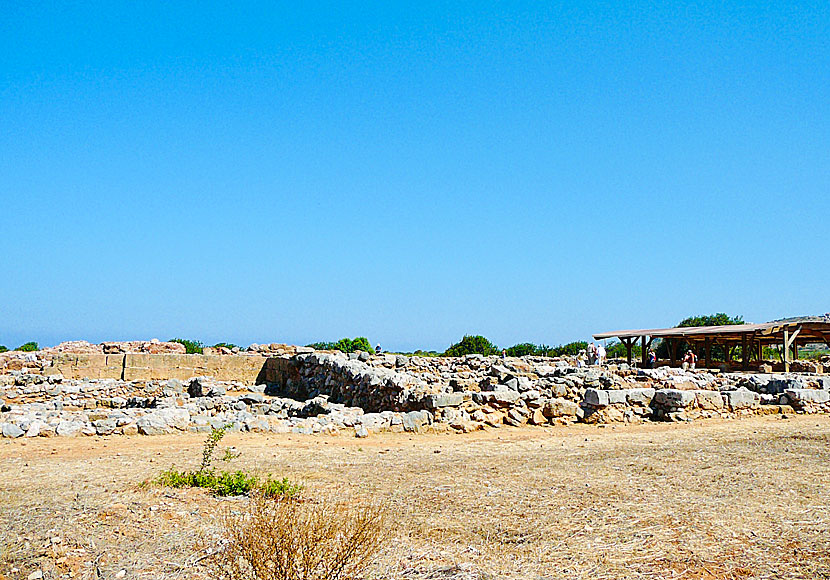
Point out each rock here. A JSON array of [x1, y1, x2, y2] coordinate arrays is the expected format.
[[624, 388, 655, 406], [2, 423, 24, 438], [28, 571, 43, 580], [543, 398, 579, 417], [654, 389, 696, 408], [240, 392, 265, 404], [583, 388, 610, 407], [425, 393, 465, 409], [723, 387, 759, 410], [354, 424, 369, 438], [55, 420, 83, 437], [402, 410, 431, 432], [695, 390, 724, 410], [785, 389, 830, 405], [395, 355, 409, 368]]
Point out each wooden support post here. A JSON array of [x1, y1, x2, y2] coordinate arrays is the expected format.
[[742, 334, 748, 370], [624, 338, 632, 366], [704, 337, 711, 369], [783, 328, 789, 372], [668, 338, 676, 367], [641, 335, 647, 368], [793, 341, 799, 360]]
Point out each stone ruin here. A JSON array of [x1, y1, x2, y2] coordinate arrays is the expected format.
[[1, 345, 829, 438]]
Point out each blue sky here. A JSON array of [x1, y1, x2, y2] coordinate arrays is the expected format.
[[1, 1, 828, 351]]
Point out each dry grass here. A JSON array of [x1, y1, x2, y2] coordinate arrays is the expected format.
[[1, 415, 829, 580], [210, 492, 388, 580]]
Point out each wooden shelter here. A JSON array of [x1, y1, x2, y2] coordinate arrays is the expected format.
[[593, 316, 830, 372]]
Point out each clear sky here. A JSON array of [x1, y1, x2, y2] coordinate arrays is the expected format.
[[1, 1, 828, 352]]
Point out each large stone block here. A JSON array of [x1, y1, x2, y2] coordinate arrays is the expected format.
[[724, 387, 759, 410], [425, 393, 465, 409], [626, 388, 655, 406], [583, 388, 609, 407], [654, 389, 696, 408], [785, 389, 830, 404], [695, 390, 724, 410]]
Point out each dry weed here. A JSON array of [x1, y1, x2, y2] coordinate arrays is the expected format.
[[209, 491, 389, 580]]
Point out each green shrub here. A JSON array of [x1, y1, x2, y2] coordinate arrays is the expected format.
[[306, 337, 373, 353], [211, 342, 239, 350], [170, 338, 204, 354], [505, 343, 536, 357], [0, 345, 7, 353], [443, 335, 499, 357], [152, 425, 300, 498], [15, 342, 38, 352]]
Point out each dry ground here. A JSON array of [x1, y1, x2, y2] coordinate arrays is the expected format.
[[1, 415, 829, 580]]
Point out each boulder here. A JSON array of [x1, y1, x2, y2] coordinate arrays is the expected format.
[[55, 420, 83, 437], [583, 388, 609, 407], [2, 423, 24, 438], [654, 389, 696, 408], [724, 387, 759, 410], [695, 390, 724, 410], [626, 388, 655, 406], [785, 389, 830, 405], [425, 393, 465, 409]]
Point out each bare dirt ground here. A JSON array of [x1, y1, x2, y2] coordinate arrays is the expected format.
[[2, 415, 829, 580]]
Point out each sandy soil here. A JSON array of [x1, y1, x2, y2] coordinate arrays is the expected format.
[[2, 415, 829, 580]]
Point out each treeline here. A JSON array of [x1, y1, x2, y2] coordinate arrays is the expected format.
[[443, 335, 591, 358]]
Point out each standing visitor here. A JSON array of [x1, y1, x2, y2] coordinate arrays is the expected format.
[[588, 342, 597, 365], [596, 343, 606, 365], [647, 349, 656, 369]]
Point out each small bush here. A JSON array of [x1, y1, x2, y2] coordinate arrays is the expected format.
[[210, 493, 388, 580], [170, 338, 204, 354], [306, 337, 373, 354], [155, 469, 300, 498], [443, 335, 499, 357], [152, 426, 300, 498], [15, 342, 38, 352], [0, 345, 7, 353], [212, 342, 239, 350]]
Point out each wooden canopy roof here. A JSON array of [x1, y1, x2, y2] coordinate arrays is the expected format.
[[594, 317, 830, 344]]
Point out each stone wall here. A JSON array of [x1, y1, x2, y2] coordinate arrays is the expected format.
[[43, 353, 273, 383]]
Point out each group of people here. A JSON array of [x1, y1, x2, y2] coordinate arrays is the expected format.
[[575, 342, 697, 370]]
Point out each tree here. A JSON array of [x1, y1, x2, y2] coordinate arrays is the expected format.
[[0, 345, 7, 353], [443, 335, 499, 357], [15, 342, 38, 352], [655, 313, 744, 360], [307, 337, 373, 354], [170, 338, 204, 354], [506, 343, 537, 357]]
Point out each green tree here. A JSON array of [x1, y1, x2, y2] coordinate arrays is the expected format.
[[655, 313, 744, 360], [506, 343, 537, 357], [15, 342, 39, 352], [0, 345, 8, 353], [443, 335, 499, 357], [170, 338, 204, 354], [307, 337, 373, 353]]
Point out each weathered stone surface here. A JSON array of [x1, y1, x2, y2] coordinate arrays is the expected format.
[[55, 420, 83, 437], [654, 389, 696, 408], [584, 388, 609, 407], [425, 393, 465, 409], [626, 388, 655, 406], [785, 389, 830, 404], [2, 423, 23, 438], [696, 390, 724, 410], [724, 387, 759, 410]]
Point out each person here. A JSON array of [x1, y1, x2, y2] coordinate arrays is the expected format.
[[375, 344, 382, 355], [596, 343, 606, 365], [647, 349, 656, 369], [682, 349, 697, 370], [587, 342, 597, 365], [501, 349, 507, 359], [577, 349, 587, 368]]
